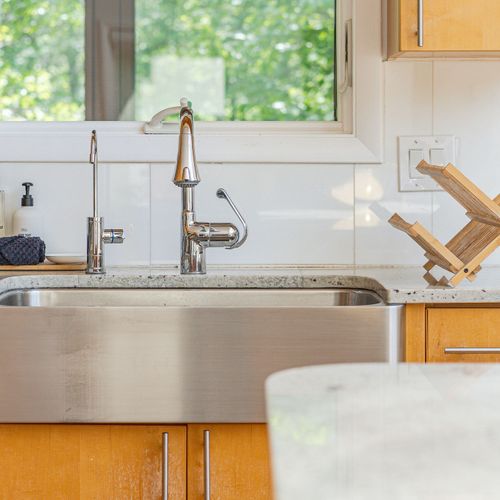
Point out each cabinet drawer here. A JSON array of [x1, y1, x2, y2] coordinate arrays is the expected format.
[[427, 308, 500, 362]]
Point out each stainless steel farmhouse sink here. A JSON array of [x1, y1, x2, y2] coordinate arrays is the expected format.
[[0, 287, 403, 423], [0, 288, 383, 307]]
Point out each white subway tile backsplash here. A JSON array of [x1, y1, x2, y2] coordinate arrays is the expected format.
[[433, 61, 500, 191], [100, 164, 151, 266], [151, 163, 355, 265], [150, 163, 179, 265], [0, 163, 90, 254], [354, 61, 433, 265], [384, 61, 434, 148], [355, 165, 432, 265]]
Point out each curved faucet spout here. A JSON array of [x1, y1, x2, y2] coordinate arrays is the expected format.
[[173, 102, 200, 187]]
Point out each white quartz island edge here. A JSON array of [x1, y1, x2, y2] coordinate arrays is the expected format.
[[0, 266, 498, 304], [266, 363, 500, 500]]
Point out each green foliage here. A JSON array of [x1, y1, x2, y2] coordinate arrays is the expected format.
[[136, 0, 335, 121], [0, 0, 334, 121], [0, 0, 84, 120]]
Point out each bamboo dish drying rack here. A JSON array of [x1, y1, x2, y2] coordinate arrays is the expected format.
[[389, 160, 500, 287]]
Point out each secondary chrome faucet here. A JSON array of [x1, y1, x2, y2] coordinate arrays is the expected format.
[[168, 98, 247, 274], [86, 130, 124, 274]]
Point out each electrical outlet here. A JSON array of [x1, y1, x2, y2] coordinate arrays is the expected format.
[[398, 136, 456, 192]]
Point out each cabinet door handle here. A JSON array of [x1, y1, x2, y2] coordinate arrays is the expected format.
[[162, 432, 169, 500], [418, 0, 424, 47], [203, 430, 211, 500], [445, 347, 500, 354]]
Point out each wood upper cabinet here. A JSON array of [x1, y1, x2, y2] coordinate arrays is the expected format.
[[0, 424, 186, 500], [388, 0, 500, 58], [427, 308, 500, 362], [187, 424, 272, 500]]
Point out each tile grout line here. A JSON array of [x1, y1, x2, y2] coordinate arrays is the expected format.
[[431, 60, 435, 136], [431, 191, 435, 234], [352, 163, 357, 266], [148, 163, 152, 267], [430, 60, 435, 234]]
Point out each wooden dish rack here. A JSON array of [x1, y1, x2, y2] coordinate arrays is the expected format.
[[389, 160, 500, 287]]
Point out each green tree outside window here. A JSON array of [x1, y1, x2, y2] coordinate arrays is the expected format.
[[0, 0, 334, 121]]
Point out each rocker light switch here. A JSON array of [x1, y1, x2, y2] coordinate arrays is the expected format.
[[430, 148, 446, 166], [409, 149, 425, 178], [398, 136, 456, 192]]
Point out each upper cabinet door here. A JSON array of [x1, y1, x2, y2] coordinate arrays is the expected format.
[[388, 0, 500, 57]]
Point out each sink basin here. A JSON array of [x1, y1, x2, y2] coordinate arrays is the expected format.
[[0, 288, 383, 307], [0, 286, 402, 423]]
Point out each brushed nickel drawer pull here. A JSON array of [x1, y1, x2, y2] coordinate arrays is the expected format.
[[204, 430, 211, 500], [418, 0, 424, 47], [445, 347, 500, 354], [162, 432, 169, 499]]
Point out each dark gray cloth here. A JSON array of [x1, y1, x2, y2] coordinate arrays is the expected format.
[[0, 236, 46, 266]]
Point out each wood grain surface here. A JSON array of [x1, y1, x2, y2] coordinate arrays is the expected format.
[[187, 424, 272, 500], [0, 424, 186, 500], [427, 308, 500, 362], [400, 0, 500, 52]]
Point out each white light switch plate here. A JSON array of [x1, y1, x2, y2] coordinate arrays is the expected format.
[[398, 136, 456, 192]]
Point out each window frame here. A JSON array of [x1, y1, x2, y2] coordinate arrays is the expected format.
[[0, 0, 382, 164]]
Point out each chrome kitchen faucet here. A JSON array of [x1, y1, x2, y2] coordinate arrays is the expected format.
[[154, 98, 247, 274], [86, 130, 124, 274]]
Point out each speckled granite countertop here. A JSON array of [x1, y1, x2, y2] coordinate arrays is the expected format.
[[0, 265, 498, 304]]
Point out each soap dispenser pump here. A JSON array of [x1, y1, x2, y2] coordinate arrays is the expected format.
[[12, 182, 44, 237]]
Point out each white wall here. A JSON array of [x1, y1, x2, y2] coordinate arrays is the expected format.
[[1, 60, 499, 267]]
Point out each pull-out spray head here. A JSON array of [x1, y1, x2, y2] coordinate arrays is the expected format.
[[173, 98, 200, 187]]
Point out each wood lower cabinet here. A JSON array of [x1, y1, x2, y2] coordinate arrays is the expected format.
[[0, 423, 271, 500], [187, 424, 272, 500], [388, 0, 500, 58], [406, 304, 500, 362], [0, 424, 186, 500], [427, 308, 500, 362]]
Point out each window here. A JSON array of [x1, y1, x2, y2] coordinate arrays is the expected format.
[[0, 1, 383, 165], [0, 0, 85, 120], [1, 0, 336, 122]]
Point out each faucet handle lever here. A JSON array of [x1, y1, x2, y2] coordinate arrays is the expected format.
[[216, 188, 248, 249], [103, 228, 125, 244]]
